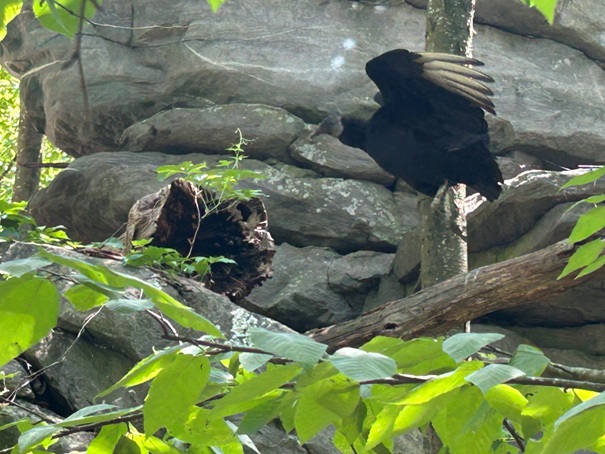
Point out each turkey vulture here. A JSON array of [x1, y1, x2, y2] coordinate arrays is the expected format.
[[314, 49, 503, 201]]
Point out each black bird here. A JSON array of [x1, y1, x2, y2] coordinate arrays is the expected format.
[[314, 49, 503, 201]]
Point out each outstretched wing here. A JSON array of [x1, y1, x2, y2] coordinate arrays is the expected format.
[[365, 49, 496, 115]]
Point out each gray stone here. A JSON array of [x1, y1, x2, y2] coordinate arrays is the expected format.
[[243, 244, 355, 331], [486, 114, 516, 154], [512, 324, 605, 357], [0, 360, 35, 400], [30, 152, 411, 252], [496, 156, 541, 181], [468, 169, 605, 252], [470, 201, 592, 268], [328, 249, 396, 312], [121, 105, 305, 163], [363, 272, 412, 313], [23, 329, 144, 411], [245, 163, 410, 253], [408, 0, 605, 66], [289, 133, 395, 185], [5, 0, 605, 169], [244, 244, 395, 331]]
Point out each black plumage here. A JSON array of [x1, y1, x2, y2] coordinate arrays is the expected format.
[[315, 49, 503, 201]]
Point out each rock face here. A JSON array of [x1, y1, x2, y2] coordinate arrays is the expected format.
[[3, 0, 605, 451], [6, 0, 605, 357]]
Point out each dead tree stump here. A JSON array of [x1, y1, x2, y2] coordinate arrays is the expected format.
[[122, 178, 275, 301]]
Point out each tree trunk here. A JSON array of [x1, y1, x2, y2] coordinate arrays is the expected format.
[[13, 79, 43, 202], [419, 0, 476, 290], [309, 240, 586, 349]]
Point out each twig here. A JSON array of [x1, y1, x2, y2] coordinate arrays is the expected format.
[[503, 418, 525, 452]]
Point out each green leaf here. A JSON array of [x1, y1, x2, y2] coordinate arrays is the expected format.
[[237, 398, 285, 435], [97, 345, 183, 398], [0, 275, 60, 368], [510, 344, 550, 376], [559, 238, 605, 279], [442, 332, 505, 363], [295, 391, 340, 443], [141, 435, 183, 453], [521, 386, 575, 426], [554, 391, 605, 429], [568, 207, 605, 243], [144, 353, 210, 435], [249, 328, 327, 367], [0, 0, 21, 40], [57, 405, 142, 428], [0, 257, 51, 277], [365, 404, 400, 451], [363, 337, 455, 374], [63, 404, 118, 421], [392, 401, 439, 436], [87, 423, 128, 453], [208, 0, 225, 13], [576, 254, 605, 278], [517, 0, 558, 24], [104, 298, 154, 312], [299, 375, 359, 419], [330, 347, 397, 381], [543, 392, 605, 453], [398, 361, 483, 405], [113, 435, 143, 454], [239, 353, 272, 372], [33, 0, 102, 38], [39, 251, 223, 337], [64, 283, 109, 310], [109, 269, 223, 337], [484, 384, 528, 422], [17, 425, 59, 453], [465, 364, 525, 394], [561, 166, 605, 188], [432, 386, 503, 454], [210, 364, 302, 418]]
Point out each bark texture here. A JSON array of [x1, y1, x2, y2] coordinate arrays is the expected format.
[[122, 178, 275, 301], [13, 79, 43, 202], [309, 240, 585, 350], [419, 0, 476, 289]]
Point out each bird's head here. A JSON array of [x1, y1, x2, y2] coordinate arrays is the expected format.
[[311, 113, 344, 139]]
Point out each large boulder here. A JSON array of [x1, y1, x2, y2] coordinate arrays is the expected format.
[[2, 0, 605, 168], [29, 151, 414, 251]]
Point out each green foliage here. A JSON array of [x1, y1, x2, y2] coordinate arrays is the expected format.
[[0, 0, 21, 40], [37, 250, 224, 337], [33, 0, 103, 38], [156, 129, 265, 213], [207, 0, 226, 13], [0, 67, 19, 198], [518, 0, 558, 23], [0, 199, 72, 244], [559, 166, 605, 279], [0, 254, 604, 454], [0, 67, 70, 200], [124, 239, 235, 278], [1, 0, 225, 40], [0, 273, 60, 369]]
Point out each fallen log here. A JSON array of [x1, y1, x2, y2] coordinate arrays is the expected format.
[[309, 240, 600, 350]]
